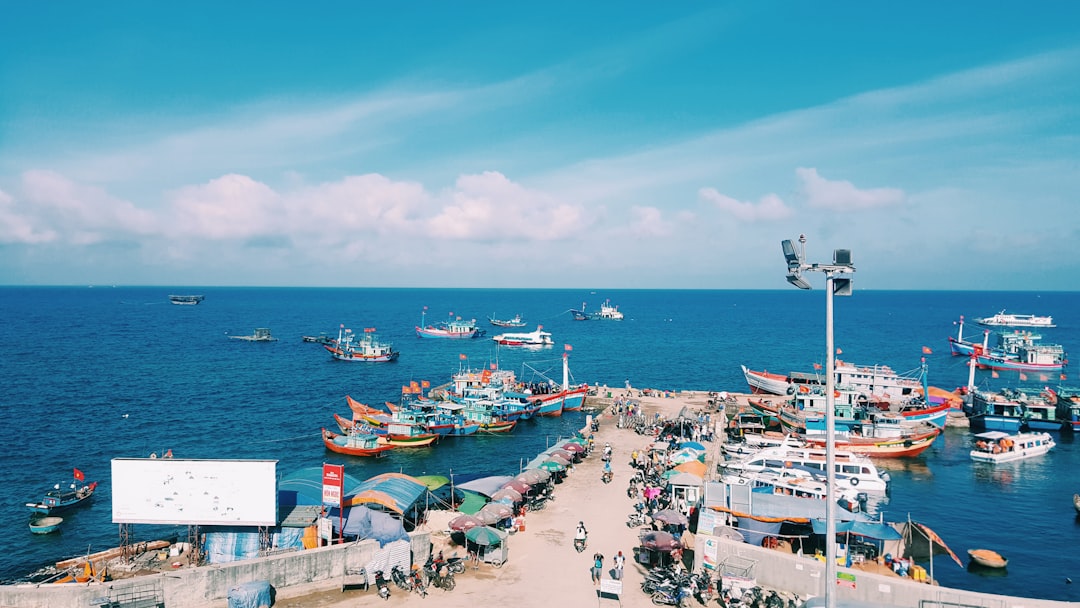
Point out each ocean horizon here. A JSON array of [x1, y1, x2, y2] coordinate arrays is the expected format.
[[1, 287, 1076, 601]]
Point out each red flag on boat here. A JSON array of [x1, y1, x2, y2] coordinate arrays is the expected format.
[[564, 344, 573, 352], [836, 348, 842, 355], [490, 363, 497, 370], [1019, 372, 1028, 381], [421, 380, 430, 388], [1039, 374, 1049, 381], [1062, 374, 1068, 381], [991, 371, 999, 378], [459, 353, 467, 360], [410, 381, 419, 390], [813, 363, 822, 370], [73, 468, 84, 482], [364, 327, 376, 333], [922, 346, 933, 355]]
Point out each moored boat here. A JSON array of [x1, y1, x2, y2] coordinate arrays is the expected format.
[[324, 326, 399, 362], [28, 516, 63, 535], [967, 548, 1008, 568], [595, 299, 624, 320], [802, 426, 942, 458], [975, 311, 1054, 328], [492, 326, 553, 346], [26, 470, 97, 515], [1073, 493, 1080, 514], [416, 309, 484, 339], [321, 428, 394, 457], [970, 431, 1055, 463], [489, 313, 527, 328]]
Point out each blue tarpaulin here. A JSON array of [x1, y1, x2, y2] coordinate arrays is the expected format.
[[327, 504, 410, 547], [811, 519, 903, 540]]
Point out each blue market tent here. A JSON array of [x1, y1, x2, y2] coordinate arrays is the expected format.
[[456, 476, 514, 498], [326, 504, 410, 547], [811, 519, 903, 540], [278, 466, 366, 506], [347, 473, 427, 514]]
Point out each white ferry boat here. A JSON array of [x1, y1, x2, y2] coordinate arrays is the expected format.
[[970, 431, 1055, 463], [595, 299, 624, 320], [974, 310, 1055, 328], [169, 294, 204, 305], [721, 444, 890, 493], [492, 326, 553, 346]]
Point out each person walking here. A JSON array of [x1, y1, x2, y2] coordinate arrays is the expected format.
[[613, 551, 625, 580], [591, 551, 605, 585]]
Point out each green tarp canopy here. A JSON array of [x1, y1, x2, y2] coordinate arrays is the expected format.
[[456, 490, 488, 516]]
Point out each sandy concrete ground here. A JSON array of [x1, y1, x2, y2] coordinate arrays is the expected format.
[[231, 388, 726, 608]]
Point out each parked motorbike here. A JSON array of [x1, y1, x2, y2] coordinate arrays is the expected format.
[[626, 511, 646, 527], [601, 471, 613, 484], [374, 570, 390, 600], [574, 537, 586, 552], [390, 565, 411, 590]]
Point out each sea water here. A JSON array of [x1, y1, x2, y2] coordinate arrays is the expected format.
[[0, 287, 1076, 601]]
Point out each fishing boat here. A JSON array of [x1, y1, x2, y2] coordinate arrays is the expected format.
[[228, 328, 277, 342], [169, 294, 204, 305], [1073, 493, 1080, 514], [802, 425, 942, 458], [331, 413, 439, 447], [489, 313, 527, 328], [970, 431, 1055, 463], [595, 299, 624, 320], [742, 359, 927, 406], [28, 516, 63, 535], [975, 311, 1055, 328], [569, 302, 591, 321], [967, 389, 1027, 432], [492, 326, 553, 346], [973, 342, 1066, 373], [321, 428, 394, 457], [504, 354, 589, 416], [415, 309, 484, 339], [947, 316, 1010, 358], [26, 470, 97, 514], [967, 548, 1008, 568], [324, 326, 399, 362]]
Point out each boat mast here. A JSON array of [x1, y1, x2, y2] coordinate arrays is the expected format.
[[562, 351, 570, 392]]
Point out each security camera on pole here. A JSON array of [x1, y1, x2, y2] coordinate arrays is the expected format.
[[781, 234, 855, 608]]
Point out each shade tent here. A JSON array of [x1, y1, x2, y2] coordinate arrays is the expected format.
[[278, 466, 366, 506], [456, 491, 488, 516], [537, 461, 565, 472], [811, 519, 903, 541], [560, 443, 585, 453], [640, 531, 681, 552], [546, 454, 572, 466], [515, 469, 549, 484], [448, 514, 484, 532], [669, 448, 706, 465], [413, 475, 451, 490], [476, 503, 514, 525], [457, 476, 515, 497], [652, 509, 689, 526], [680, 441, 707, 451], [464, 525, 508, 546], [490, 488, 522, 503], [501, 479, 531, 494], [326, 505, 410, 547], [666, 472, 704, 488], [347, 473, 427, 515], [673, 460, 707, 478]]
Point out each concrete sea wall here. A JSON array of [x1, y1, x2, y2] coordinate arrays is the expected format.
[[0, 532, 431, 608]]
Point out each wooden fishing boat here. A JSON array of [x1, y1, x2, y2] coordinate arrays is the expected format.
[[802, 426, 942, 458], [26, 470, 98, 515], [324, 326, 399, 362], [968, 548, 1008, 568], [1072, 493, 1079, 514], [322, 428, 394, 457], [415, 309, 484, 339], [489, 313, 527, 328], [29, 516, 63, 535], [330, 415, 438, 447]]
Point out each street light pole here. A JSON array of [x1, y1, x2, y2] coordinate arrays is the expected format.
[[780, 235, 854, 608]]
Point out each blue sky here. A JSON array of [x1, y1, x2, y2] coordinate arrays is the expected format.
[[2, 2, 1078, 289]]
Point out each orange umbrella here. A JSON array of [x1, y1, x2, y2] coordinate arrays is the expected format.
[[674, 460, 707, 477]]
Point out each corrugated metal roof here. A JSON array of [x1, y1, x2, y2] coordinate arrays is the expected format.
[[278, 504, 321, 528]]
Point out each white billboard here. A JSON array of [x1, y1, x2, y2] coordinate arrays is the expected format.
[[111, 458, 278, 526]]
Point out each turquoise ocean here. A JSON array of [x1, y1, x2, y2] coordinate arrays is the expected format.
[[0, 287, 1077, 601]]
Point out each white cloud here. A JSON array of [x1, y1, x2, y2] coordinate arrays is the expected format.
[[795, 167, 904, 211], [426, 171, 590, 241], [698, 188, 793, 221], [626, 206, 673, 237]]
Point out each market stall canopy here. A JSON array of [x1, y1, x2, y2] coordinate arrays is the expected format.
[[680, 441, 707, 451], [561, 443, 585, 453], [490, 488, 523, 503], [669, 448, 705, 464], [326, 505, 409, 547], [476, 502, 514, 524], [413, 475, 451, 490], [537, 461, 565, 472], [673, 460, 707, 478], [640, 531, 681, 552], [547, 449, 575, 460], [278, 466, 366, 505], [457, 476, 515, 497], [456, 491, 488, 516], [666, 472, 704, 488], [448, 514, 484, 532], [516, 469, 549, 484], [652, 509, 689, 526], [464, 525, 508, 546], [811, 519, 903, 540], [501, 479, 531, 494], [546, 454, 572, 466], [346, 472, 428, 514]]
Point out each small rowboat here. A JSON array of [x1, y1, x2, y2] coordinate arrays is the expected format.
[[968, 548, 1007, 569], [29, 516, 63, 534]]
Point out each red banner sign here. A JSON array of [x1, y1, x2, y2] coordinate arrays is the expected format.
[[322, 463, 344, 507]]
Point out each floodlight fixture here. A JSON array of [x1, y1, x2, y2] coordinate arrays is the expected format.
[[781, 239, 804, 270], [833, 249, 852, 267], [786, 272, 813, 290]]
